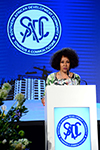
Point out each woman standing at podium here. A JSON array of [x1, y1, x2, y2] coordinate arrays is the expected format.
[[41, 47, 80, 106]]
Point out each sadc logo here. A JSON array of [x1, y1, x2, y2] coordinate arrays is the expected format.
[[7, 3, 61, 56], [56, 114, 88, 147]]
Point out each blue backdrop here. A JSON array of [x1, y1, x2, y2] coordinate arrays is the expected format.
[[0, 0, 100, 120]]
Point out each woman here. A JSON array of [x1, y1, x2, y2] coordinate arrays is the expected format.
[[41, 47, 80, 106]]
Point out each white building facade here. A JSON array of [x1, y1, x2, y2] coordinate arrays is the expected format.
[[14, 78, 45, 100]]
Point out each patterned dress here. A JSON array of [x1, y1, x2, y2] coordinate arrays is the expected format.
[[43, 72, 80, 97]]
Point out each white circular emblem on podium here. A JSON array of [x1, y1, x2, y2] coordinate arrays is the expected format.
[[7, 3, 61, 55], [57, 114, 88, 147]]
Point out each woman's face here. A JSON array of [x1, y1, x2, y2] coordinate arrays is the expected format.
[[60, 56, 70, 73]]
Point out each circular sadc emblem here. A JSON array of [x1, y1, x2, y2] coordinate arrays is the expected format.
[[56, 114, 88, 147], [7, 3, 61, 56]]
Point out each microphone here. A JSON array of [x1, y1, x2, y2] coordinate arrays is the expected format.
[[67, 70, 87, 85], [80, 79, 87, 85], [67, 70, 70, 76]]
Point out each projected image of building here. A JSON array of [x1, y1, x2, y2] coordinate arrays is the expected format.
[[14, 78, 45, 100]]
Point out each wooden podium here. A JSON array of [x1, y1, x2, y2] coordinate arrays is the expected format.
[[45, 85, 98, 150]]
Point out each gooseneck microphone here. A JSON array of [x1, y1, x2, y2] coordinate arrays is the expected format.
[[67, 70, 70, 77], [80, 79, 87, 85], [67, 70, 87, 85]]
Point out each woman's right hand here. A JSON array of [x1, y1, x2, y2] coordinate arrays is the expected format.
[[41, 97, 45, 106]]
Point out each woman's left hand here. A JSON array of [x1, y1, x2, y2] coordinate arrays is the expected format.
[[41, 97, 45, 106]]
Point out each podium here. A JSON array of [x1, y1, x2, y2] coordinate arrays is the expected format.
[[45, 85, 98, 150]]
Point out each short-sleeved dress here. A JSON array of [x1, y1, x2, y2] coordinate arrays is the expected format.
[[43, 72, 80, 97]]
